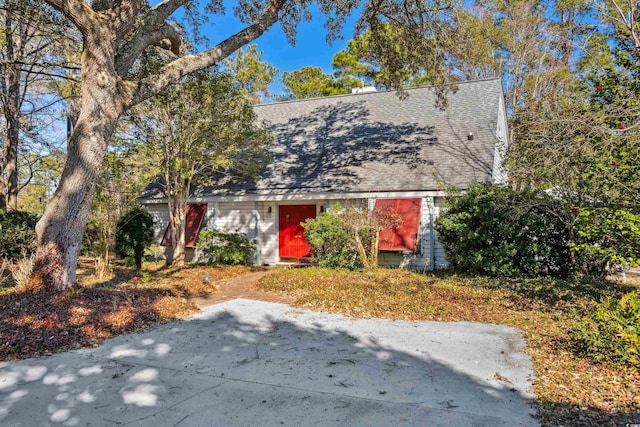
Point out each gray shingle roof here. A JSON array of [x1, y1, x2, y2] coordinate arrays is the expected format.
[[144, 78, 504, 199]]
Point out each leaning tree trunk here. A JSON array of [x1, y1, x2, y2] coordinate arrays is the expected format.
[[34, 36, 125, 290]]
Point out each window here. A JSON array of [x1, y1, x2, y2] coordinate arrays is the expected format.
[[161, 204, 207, 247], [375, 198, 421, 251]]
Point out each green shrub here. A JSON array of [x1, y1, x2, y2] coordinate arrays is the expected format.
[[114, 207, 155, 269], [435, 183, 571, 278], [572, 290, 640, 367], [0, 211, 39, 260], [571, 207, 640, 280], [194, 229, 255, 266], [302, 204, 362, 269]]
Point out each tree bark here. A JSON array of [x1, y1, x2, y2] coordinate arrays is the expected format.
[[34, 35, 125, 289], [5, 112, 19, 211], [0, 155, 6, 210], [166, 181, 188, 268], [2, 1, 22, 211], [171, 208, 187, 267]]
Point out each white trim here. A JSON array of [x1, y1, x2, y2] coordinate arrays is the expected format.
[[428, 197, 435, 271], [253, 202, 260, 265], [140, 190, 447, 205], [492, 83, 510, 185]]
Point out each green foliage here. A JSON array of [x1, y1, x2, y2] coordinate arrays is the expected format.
[[114, 207, 155, 269], [435, 184, 571, 278], [18, 150, 65, 214], [81, 219, 104, 256], [222, 44, 279, 103], [571, 207, 640, 279], [332, 25, 433, 89], [280, 67, 360, 100], [85, 151, 147, 263], [135, 70, 271, 265], [194, 229, 255, 266], [572, 290, 640, 367], [302, 203, 402, 270], [302, 204, 362, 269], [0, 211, 39, 260]]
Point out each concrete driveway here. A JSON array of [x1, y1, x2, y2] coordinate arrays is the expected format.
[[0, 299, 538, 426]]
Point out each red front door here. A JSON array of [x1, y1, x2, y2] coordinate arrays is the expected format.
[[278, 205, 316, 261]]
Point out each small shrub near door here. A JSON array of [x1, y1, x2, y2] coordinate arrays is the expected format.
[[302, 204, 362, 270], [194, 229, 255, 266]]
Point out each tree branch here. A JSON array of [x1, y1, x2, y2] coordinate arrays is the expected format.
[[111, 0, 145, 39], [115, 23, 181, 76], [43, 0, 98, 36], [114, 0, 189, 76], [129, 0, 287, 106]]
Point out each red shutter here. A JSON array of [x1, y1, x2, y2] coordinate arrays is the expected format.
[[160, 204, 207, 247], [376, 198, 421, 251]]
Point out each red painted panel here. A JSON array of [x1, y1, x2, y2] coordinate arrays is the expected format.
[[278, 205, 316, 260], [161, 204, 207, 248], [376, 198, 421, 251]]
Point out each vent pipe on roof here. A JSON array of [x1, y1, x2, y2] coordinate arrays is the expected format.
[[351, 86, 377, 94]]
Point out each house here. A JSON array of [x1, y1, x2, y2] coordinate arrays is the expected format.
[[140, 78, 509, 270]]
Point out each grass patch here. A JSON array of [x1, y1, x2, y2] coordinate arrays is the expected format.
[[257, 267, 640, 427], [0, 260, 254, 361]]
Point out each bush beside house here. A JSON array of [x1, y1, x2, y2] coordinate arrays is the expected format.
[[436, 183, 640, 281], [194, 229, 256, 266], [435, 184, 571, 278]]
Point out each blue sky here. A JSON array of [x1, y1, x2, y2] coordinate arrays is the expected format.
[[192, 3, 362, 94]]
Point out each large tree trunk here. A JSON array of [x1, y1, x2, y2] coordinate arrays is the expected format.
[[34, 36, 124, 290]]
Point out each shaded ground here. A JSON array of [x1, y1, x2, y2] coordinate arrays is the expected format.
[[0, 299, 537, 426]]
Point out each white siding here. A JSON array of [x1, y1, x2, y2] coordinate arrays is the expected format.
[[257, 202, 277, 265], [213, 202, 255, 235], [493, 92, 509, 185], [144, 204, 170, 246], [432, 197, 448, 268]]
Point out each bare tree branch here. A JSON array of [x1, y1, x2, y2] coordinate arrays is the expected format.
[[129, 0, 286, 106], [114, 0, 190, 76], [115, 23, 181, 75]]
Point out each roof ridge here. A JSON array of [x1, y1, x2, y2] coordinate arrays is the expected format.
[[252, 77, 502, 108]]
